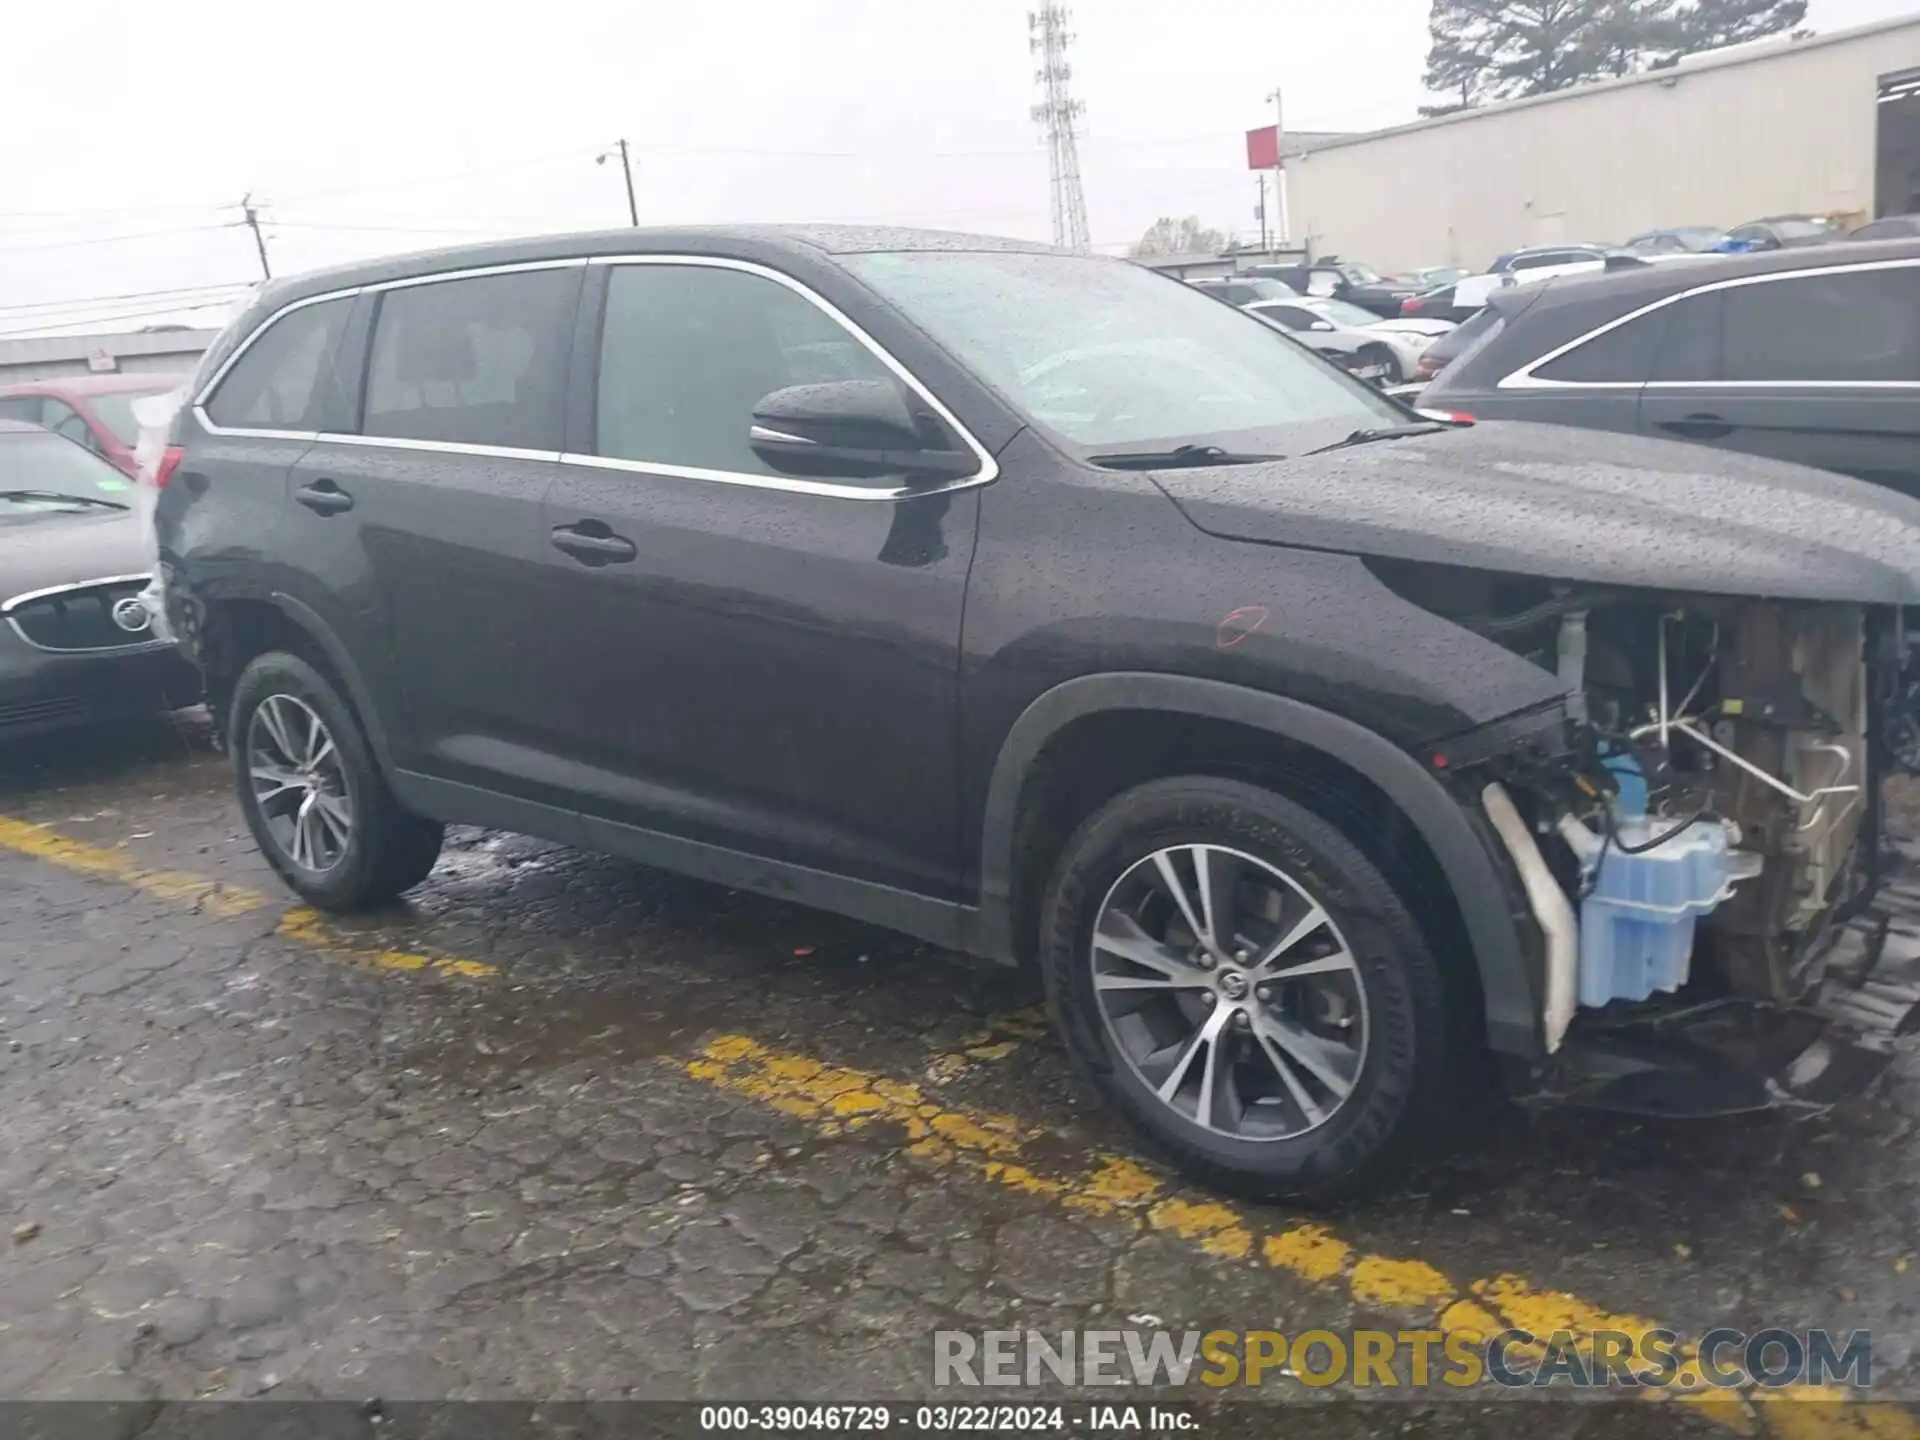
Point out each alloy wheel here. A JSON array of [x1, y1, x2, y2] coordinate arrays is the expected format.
[[247, 694, 353, 873], [1091, 843, 1369, 1140]]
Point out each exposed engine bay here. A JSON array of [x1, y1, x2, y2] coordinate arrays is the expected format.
[[1377, 561, 1917, 1087]]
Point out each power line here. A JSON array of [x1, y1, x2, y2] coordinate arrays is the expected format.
[[0, 222, 237, 257], [0, 282, 254, 318], [0, 297, 241, 341]]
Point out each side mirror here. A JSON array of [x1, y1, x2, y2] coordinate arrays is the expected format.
[[1309, 320, 1336, 331], [748, 379, 977, 484]]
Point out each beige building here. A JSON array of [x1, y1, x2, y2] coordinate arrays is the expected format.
[[0, 327, 217, 386], [1285, 14, 1920, 275]]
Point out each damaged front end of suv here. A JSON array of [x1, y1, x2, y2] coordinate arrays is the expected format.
[[1395, 565, 1920, 1115]]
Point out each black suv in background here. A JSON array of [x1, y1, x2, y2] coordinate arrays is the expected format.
[[157, 226, 1920, 1202], [1422, 238, 1920, 497]]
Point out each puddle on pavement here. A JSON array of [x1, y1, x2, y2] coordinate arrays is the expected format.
[[401, 995, 705, 1089]]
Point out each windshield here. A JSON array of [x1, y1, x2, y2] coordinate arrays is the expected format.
[[1776, 217, 1838, 239], [1337, 262, 1381, 284], [0, 433, 134, 507], [84, 391, 162, 445], [1314, 299, 1385, 329], [845, 250, 1400, 450]]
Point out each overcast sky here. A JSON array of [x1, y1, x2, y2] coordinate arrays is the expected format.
[[1, 0, 1916, 335]]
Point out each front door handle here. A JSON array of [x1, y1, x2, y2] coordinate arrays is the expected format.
[[551, 522, 637, 566], [1658, 413, 1735, 440], [294, 480, 354, 515]]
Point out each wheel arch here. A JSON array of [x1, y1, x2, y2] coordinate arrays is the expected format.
[[974, 673, 1543, 1059], [196, 593, 395, 768]]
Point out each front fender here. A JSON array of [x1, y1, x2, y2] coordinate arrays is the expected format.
[[975, 672, 1545, 1059]]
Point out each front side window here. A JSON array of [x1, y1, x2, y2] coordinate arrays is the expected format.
[[1315, 299, 1383, 329], [1718, 269, 1920, 382], [594, 263, 894, 475], [363, 268, 578, 450], [845, 250, 1398, 451], [1257, 305, 1319, 331], [205, 297, 353, 431]]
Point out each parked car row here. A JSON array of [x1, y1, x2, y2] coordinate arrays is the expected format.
[[1419, 235, 1920, 501]]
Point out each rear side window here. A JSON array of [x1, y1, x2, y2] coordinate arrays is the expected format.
[[593, 263, 894, 476], [1651, 291, 1722, 381], [1534, 306, 1670, 383], [1719, 268, 1920, 382], [204, 297, 353, 431], [362, 268, 578, 451]]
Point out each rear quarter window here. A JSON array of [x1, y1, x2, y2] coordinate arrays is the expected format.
[[1533, 306, 1671, 383], [204, 297, 354, 432]]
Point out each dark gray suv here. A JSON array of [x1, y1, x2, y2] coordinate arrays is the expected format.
[[153, 225, 1920, 1202], [1422, 239, 1920, 498]]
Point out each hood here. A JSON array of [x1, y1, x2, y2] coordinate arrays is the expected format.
[[0, 505, 151, 604], [1151, 420, 1920, 605]]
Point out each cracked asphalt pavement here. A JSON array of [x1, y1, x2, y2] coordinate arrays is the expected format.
[[1, 713, 1916, 1437]]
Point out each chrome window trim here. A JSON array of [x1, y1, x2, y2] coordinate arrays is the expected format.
[[311, 434, 564, 464], [3, 573, 168, 655], [1497, 254, 1920, 391], [193, 287, 364, 437], [578, 254, 999, 497], [185, 253, 997, 501]]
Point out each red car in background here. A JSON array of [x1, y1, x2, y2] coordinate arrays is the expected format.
[[0, 373, 188, 479]]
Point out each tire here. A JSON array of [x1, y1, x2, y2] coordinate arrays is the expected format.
[[1357, 343, 1398, 388], [229, 650, 444, 910], [1039, 776, 1459, 1205]]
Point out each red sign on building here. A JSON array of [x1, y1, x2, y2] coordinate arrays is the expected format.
[[1245, 124, 1280, 170]]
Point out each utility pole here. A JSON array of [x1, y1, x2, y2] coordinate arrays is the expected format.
[[598, 140, 638, 227], [1265, 85, 1290, 254], [1028, 7, 1091, 253], [1255, 175, 1269, 254], [240, 194, 271, 280]]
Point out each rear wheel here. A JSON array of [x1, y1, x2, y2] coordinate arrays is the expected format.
[[1040, 776, 1460, 1204], [230, 651, 443, 909]]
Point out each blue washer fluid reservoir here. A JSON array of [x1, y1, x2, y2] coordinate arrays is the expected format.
[[1601, 748, 1648, 817], [1557, 812, 1749, 1008]]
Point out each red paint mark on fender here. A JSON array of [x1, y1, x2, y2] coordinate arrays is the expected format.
[[1216, 605, 1270, 649]]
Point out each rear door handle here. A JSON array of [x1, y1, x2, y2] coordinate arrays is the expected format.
[[551, 522, 637, 566], [294, 480, 354, 515], [1658, 413, 1735, 440]]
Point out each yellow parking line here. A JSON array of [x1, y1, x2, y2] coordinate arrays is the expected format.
[[0, 817, 495, 981], [924, 1002, 1051, 1083], [0, 815, 1906, 1433], [685, 1033, 1914, 1437], [0, 815, 268, 919]]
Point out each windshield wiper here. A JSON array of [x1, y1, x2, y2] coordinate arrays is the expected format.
[[0, 488, 128, 510], [1086, 443, 1286, 471], [1302, 422, 1450, 456]]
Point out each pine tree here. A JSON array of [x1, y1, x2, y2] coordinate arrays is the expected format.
[[1420, 0, 1698, 108], [1666, 0, 1808, 56], [1421, 0, 1500, 113]]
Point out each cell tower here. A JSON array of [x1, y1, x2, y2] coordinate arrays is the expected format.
[[1028, 6, 1091, 253]]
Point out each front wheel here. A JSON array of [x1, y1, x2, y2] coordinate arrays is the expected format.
[[230, 650, 444, 910], [1039, 776, 1461, 1204]]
